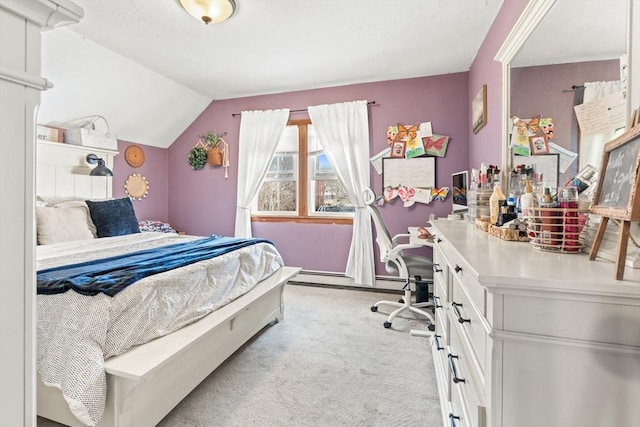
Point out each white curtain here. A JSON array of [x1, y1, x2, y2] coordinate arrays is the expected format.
[[234, 109, 290, 238], [579, 81, 624, 169], [308, 100, 375, 287]]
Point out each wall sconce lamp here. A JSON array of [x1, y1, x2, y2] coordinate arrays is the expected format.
[[178, 0, 236, 25], [86, 154, 113, 177]]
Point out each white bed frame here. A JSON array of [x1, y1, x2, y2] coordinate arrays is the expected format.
[[36, 141, 301, 426], [38, 265, 300, 427]]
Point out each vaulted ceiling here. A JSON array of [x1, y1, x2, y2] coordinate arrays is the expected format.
[[41, 0, 507, 148]]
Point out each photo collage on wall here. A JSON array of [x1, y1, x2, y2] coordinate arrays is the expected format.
[[369, 121, 452, 207], [510, 114, 579, 187]]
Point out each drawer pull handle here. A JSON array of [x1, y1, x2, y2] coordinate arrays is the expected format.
[[433, 295, 443, 309], [448, 354, 465, 383], [434, 334, 444, 350], [449, 413, 461, 427], [452, 302, 471, 324], [433, 263, 443, 273], [454, 264, 462, 273]]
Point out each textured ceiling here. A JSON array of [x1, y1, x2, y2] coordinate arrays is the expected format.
[[512, 0, 627, 68], [66, 0, 504, 100]]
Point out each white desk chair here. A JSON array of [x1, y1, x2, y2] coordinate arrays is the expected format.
[[366, 201, 435, 331]]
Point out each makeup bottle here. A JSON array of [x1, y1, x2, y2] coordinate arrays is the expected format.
[[520, 180, 536, 221], [489, 182, 506, 225]]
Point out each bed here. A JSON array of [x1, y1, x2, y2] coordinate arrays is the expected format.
[[34, 142, 300, 427]]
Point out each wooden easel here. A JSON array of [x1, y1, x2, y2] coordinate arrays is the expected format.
[[589, 120, 640, 280], [589, 217, 632, 280]]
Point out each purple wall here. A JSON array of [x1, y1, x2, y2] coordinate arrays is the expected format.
[[145, 0, 532, 276], [167, 74, 469, 274], [511, 60, 619, 183], [113, 140, 169, 223], [468, 0, 528, 170]]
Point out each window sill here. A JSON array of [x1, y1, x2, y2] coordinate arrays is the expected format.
[[251, 215, 353, 225]]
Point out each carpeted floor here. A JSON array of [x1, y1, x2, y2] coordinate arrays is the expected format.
[[38, 284, 441, 427]]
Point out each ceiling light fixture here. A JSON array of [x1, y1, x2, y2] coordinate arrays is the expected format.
[[178, 0, 236, 25]]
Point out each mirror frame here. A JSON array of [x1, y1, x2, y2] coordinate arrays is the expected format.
[[495, 0, 638, 188]]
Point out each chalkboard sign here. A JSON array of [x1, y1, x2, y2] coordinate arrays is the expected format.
[[590, 124, 640, 221]]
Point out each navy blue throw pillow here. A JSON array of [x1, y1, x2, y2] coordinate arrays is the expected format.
[[86, 198, 140, 238]]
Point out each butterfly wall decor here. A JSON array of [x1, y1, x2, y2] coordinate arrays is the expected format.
[[382, 185, 436, 207], [510, 115, 553, 156], [431, 187, 450, 201], [423, 134, 450, 157], [396, 122, 425, 158], [514, 115, 541, 137], [396, 123, 419, 141]]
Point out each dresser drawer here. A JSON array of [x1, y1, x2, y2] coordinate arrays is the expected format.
[[432, 330, 450, 403], [433, 246, 448, 299], [503, 294, 640, 347], [451, 277, 488, 377], [449, 385, 469, 427], [449, 328, 485, 427], [434, 289, 448, 341], [437, 238, 485, 313]]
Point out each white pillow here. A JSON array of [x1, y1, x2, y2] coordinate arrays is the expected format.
[[50, 200, 98, 237], [36, 206, 95, 245]]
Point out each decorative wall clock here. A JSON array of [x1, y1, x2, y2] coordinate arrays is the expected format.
[[124, 145, 145, 168], [124, 173, 149, 200]]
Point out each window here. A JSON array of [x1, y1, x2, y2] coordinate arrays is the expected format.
[[253, 119, 354, 223]]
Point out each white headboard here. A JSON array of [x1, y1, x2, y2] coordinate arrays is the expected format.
[[36, 141, 118, 199]]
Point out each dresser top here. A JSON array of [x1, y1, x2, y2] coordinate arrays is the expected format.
[[430, 220, 640, 298]]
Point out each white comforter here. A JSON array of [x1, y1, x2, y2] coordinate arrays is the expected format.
[[37, 233, 284, 426]]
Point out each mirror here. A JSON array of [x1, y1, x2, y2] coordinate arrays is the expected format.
[[497, 0, 634, 193]]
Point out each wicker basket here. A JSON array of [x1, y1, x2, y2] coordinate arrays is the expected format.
[[207, 146, 223, 166], [526, 207, 589, 253]]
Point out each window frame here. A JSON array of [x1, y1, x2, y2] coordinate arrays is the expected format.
[[251, 119, 354, 225]]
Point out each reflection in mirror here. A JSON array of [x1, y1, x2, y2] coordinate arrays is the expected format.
[[508, 0, 628, 193]]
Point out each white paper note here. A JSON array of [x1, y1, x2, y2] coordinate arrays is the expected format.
[[547, 142, 578, 173], [369, 147, 391, 175], [574, 91, 628, 136], [419, 122, 433, 138], [412, 187, 433, 204]]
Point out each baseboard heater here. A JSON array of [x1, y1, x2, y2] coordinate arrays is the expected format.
[[291, 270, 407, 291]]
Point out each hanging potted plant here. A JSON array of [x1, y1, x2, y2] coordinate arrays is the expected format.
[[200, 130, 227, 166], [187, 142, 208, 170]]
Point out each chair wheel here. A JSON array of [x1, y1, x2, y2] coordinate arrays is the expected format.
[[399, 298, 404, 303], [428, 323, 435, 332], [370, 305, 378, 312], [383, 321, 392, 328]]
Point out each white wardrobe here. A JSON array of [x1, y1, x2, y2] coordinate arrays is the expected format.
[[0, 1, 81, 426]]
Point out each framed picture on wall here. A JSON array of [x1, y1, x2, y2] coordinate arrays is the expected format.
[[472, 84, 487, 134], [390, 140, 406, 158], [529, 134, 549, 155]]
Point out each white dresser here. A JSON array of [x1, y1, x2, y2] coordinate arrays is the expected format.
[[428, 220, 640, 427]]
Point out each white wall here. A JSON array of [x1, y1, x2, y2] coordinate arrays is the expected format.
[[39, 28, 212, 148]]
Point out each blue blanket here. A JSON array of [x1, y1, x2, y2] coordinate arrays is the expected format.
[[37, 236, 273, 297]]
